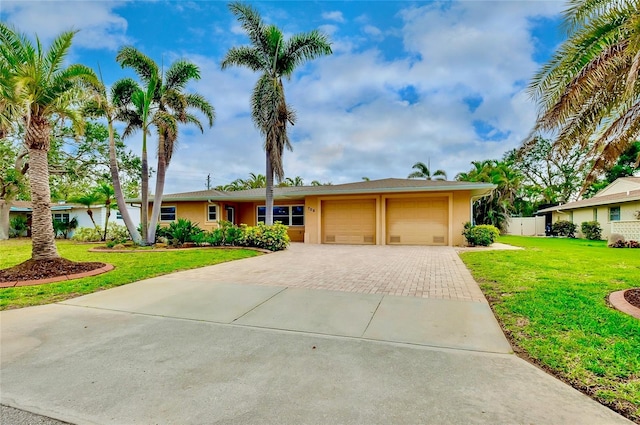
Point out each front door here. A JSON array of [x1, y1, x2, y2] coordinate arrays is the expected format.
[[226, 206, 235, 225]]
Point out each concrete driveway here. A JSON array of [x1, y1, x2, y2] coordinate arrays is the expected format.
[[0, 244, 632, 424]]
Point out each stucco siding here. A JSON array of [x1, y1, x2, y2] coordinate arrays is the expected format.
[[551, 201, 640, 239]]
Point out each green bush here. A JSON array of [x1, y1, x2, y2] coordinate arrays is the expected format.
[[580, 221, 602, 240], [167, 218, 203, 245], [462, 222, 500, 247], [53, 217, 78, 239], [552, 220, 577, 238], [243, 222, 290, 251], [9, 216, 28, 237], [72, 226, 103, 242]]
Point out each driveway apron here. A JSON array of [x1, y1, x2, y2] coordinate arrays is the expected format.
[[0, 244, 632, 424]]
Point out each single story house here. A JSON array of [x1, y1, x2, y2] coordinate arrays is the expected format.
[[536, 177, 640, 240], [146, 178, 496, 246], [8, 200, 140, 237]]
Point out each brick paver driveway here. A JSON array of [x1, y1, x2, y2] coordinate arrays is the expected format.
[[168, 243, 487, 302]]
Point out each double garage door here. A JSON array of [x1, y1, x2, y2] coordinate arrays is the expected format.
[[321, 197, 448, 245]]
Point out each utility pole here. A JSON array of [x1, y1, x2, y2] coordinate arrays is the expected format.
[[206, 173, 212, 190]]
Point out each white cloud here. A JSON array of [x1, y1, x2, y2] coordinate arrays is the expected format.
[[322, 11, 345, 23], [363, 25, 383, 37], [2, 1, 130, 50]]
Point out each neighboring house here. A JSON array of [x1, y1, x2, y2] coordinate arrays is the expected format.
[[8, 201, 140, 237], [537, 177, 640, 241], [144, 178, 495, 246]]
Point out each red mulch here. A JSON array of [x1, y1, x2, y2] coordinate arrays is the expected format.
[[0, 258, 106, 283], [624, 288, 640, 309]]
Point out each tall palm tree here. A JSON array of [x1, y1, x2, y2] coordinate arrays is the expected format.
[[528, 0, 640, 188], [116, 46, 214, 244], [0, 23, 97, 260], [221, 2, 331, 224], [84, 74, 143, 244], [408, 161, 447, 181]]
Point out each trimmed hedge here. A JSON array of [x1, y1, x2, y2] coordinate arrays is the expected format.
[[580, 221, 602, 240], [462, 223, 500, 246]]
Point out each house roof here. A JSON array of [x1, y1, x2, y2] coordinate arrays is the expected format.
[[6, 200, 83, 212], [537, 188, 640, 213], [149, 178, 496, 202]]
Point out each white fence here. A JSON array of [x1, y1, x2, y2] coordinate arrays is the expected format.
[[611, 220, 640, 241], [505, 216, 546, 236]]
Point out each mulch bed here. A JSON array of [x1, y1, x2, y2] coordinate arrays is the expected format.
[[624, 288, 640, 309], [0, 258, 106, 283]]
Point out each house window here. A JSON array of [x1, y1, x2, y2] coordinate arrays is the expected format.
[[257, 205, 304, 226], [593, 208, 597, 221], [116, 210, 123, 220], [609, 206, 621, 221], [208, 205, 217, 221], [52, 213, 69, 223], [160, 206, 176, 222]]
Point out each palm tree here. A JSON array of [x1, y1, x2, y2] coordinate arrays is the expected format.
[[84, 74, 143, 244], [528, 0, 640, 188], [244, 172, 266, 188], [116, 47, 214, 244], [0, 23, 97, 260], [408, 161, 447, 181], [72, 192, 102, 230], [95, 183, 115, 241], [221, 2, 331, 224]]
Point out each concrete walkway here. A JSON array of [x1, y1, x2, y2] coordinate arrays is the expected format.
[[0, 245, 632, 424]]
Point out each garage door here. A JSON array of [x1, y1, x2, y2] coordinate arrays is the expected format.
[[322, 199, 376, 244], [386, 197, 448, 245]]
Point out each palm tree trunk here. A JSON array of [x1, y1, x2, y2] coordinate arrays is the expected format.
[[140, 134, 149, 245], [108, 119, 142, 244], [27, 147, 59, 260], [148, 132, 167, 244], [0, 200, 10, 240], [265, 150, 274, 225], [87, 209, 97, 229], [103, 201, 111, 241]]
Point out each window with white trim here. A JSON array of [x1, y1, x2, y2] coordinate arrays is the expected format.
[[609, 206, 621, 221], [52, 213, 70, 223], [257, 205, 304, 226], [160, 206, 176, 222], [208, 204, 217, 221]]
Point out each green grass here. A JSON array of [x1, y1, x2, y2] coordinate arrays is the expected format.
[[0, 239, 260, 310], [460, 235, 640, 422]]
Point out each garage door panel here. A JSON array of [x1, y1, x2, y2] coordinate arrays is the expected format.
[[322, 200, 375, 245], [386, 198, 448, 245]]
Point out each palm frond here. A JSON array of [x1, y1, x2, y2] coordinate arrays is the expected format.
[[228, 2, 270, 55], [116, 46, 159, 85], [164, 60, 200, 90], [184, 93, 214, 127]]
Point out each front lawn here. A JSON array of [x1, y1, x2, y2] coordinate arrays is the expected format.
[[0, 239, 260, 310], [460, 235, 640, 422]]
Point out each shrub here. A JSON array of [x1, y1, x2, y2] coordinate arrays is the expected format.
[[608, 233, 625, 246], [580, 221, 602, 240], [72, 226, 102, 242], [609, 239, 628, 248], [626, 240, 640, 248], [53, 217, 78, 239], [106, 223, 130, 243], [462, 222, 500, 247], [167, 218, 203, 245], [9, 216, 28, 237], [243, 222, 290, 251], [552, 220, 577, 238]]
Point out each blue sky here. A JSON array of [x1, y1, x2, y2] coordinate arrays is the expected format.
[[1, 1, 566, 193]]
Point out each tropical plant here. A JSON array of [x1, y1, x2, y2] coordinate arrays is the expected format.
[[221, 2, 331, 224], [95, 183, 116, 241], [167, 218, 203, 245], [552, 220, 577, 238], [408, 161, 447, 181], [456, 160, 522, 231], [528, 0, 640, 190], [53, 216, 78, 239], [9, 215, 28, 237], [116, 46, 214, 244], [0, 23, 97, 259], [71, 192, 102, 230], [0, 137, 28, 240]]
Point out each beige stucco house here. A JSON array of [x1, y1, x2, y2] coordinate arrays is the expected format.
[[147, 178, 495, 246], [537, 177, 640, 241]]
